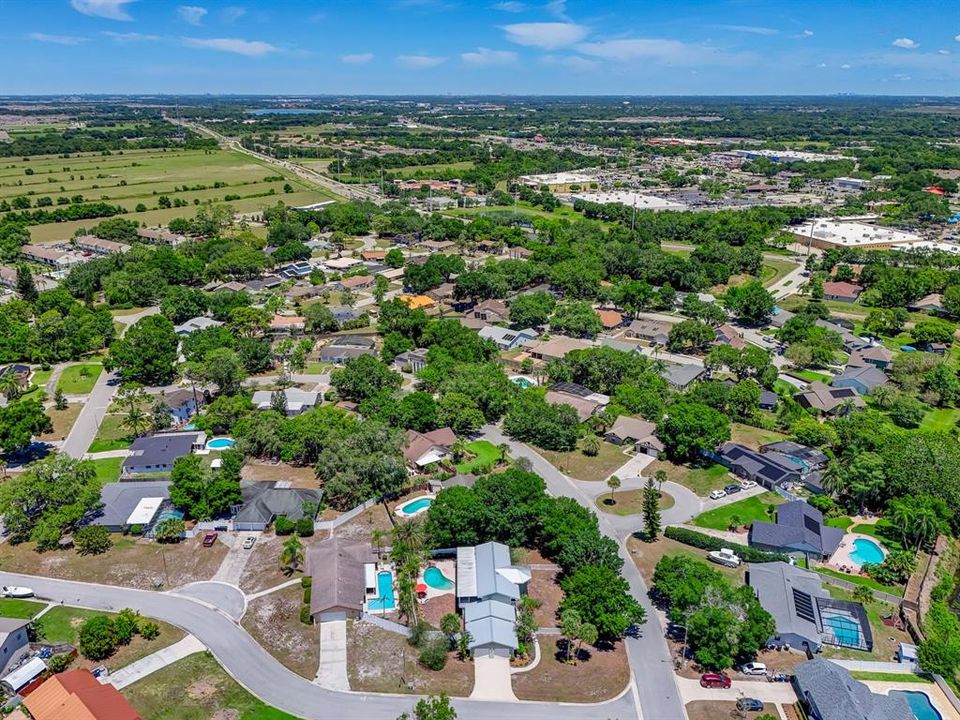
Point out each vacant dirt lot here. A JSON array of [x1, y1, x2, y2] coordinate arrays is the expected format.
[[512, 635, 630, 703], [241, 460, 318, 489], [346, 621, 474, 697], [528, 568, 563, 628], [238, 531, 331, 594], [241, 585, 318, 679], [686, 700, 784, 720]]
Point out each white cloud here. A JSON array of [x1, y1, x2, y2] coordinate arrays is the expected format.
[[502, 22, 588, 49], [28, 32, 87, 45], [892, 37, 919, 49], [183, 37, 277, 56], [713, 24, 778, 35], [461, 47, 517, 65], [492, 1, 526, 11], [103, 31, 158, 41], [798, 29, 814, 38], [396, 54, 447, 68], [816, 62, 827, 68], [894, 73, 911, 80], [70, 0, 134, 21], [545, 0, 568, 20], [938, 49, 951, 55], [222, 6, 246, 23], [955, 34, 960, 42], [540, 54, 599, 72], [178, 5, 208, 25], [840, 63, 851, 69], [340, 52, 374, 64], [576, 37, 752, 66]]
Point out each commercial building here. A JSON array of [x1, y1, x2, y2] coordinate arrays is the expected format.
[[73, 235, 130, 255], [572, 190, 686, 212], [516, 171, 594, 192], [787, 220, 920, 251]]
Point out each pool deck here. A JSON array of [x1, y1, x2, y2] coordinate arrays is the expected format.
[[418, 559, 456, 601], [827, 532, 887, 574], [395, 494, 435, 518], [867, 681, 960, 720]]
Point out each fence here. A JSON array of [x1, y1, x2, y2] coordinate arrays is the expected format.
[[814, 571, 904, 606], [316, 497, 379, 532]]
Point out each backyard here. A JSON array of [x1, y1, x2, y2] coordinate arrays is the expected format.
[[819, 585, 912, 662], [693, 492, 785, 531], [729, 422, 789, 448], [123, 652, 298, 720], [455, 440, 503, 474], [56, 364, 103, 395], [644, 459, 731, 496], [539, 442, 628, 482]]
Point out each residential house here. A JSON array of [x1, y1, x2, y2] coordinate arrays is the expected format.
[[832, 366, 888, 395], [306, 537, 376, 621], [251, 388, 321, 416], [596, 309, 624, 330], [816, 319, 869, 353], [0, 266, 55, 292], [404, 427, 457, 469], [749, 500, 844, 560], [714, 442, 803, 489], [91, 481, 171, 533], [0, 619, 30, 675], [323, 257, 362, 272], [244, 276, 283, 293], [473, 299, 509, 324], [360, 250, 387, 262], [399, 294, 436, 311], [137, 227, 184, 246], [160, 389, 198, 425], [923, 342, 949, 354], [173, 316, 223, 336], [233, 482, 321, 532], [276, 261, 313, 279], [626, 317, 672, 346], [509, 246, 533, 260], [456, 541, 532, 657], [205, 280, 247, 293], [268, 315, 306, 335], [792, 659, 909, 720], [286, 282, 325, 302], [748, 563, 872, 653], [73, 234, 130, 255], [604, 416, 663, 458], [393, 348, 430, 373], [759, 389, 779, 410], [478, 326, 538, 352], [795, 382, 865, 416], [822, 281, 862, 303], [714, 324, 745, 349], [19, 244, 77, 271], [909, 292, 946, 314], [427, 282, 456, 303], [528, 336, 592, 362], [846, 345, 894, 370], [327, 305, 363, 326], [759, 441, 829, 492], [333, 274, 375, 292], [319, 335, 377, 364], [23, 669, 142, 720], [418, 239, 456, 252], [544, 382, 609, 422], [0, 364, 31, 389], [660, 363, 706, 390], [122, 431, 205, 476]]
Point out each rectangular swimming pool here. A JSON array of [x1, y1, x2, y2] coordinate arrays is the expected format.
[[367, 570, 396, 612]]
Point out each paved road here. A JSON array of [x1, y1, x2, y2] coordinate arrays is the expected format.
[[0, 571, 637, 720], [480, 426, 685, 720], [768, 265, 809, 301], [61, 367, 120, 459]]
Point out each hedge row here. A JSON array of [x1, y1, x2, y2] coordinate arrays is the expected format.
[[664, 526, 788, 564]]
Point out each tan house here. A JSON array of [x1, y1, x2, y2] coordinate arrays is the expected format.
[[529, 336, 592, 362], [473, 299, 509, 323], [306, 538, 375, 621], [605, 415, 664, 457], [404, 427, 457, 468], [795, 382, 865, 416], [626, 318, 672, 345]]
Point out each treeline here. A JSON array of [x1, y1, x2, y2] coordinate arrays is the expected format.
[[1, 201, 126, 226], [0, 122, 216, 158]]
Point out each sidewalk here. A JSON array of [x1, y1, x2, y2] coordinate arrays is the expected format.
[[105, 634, 205, 689]]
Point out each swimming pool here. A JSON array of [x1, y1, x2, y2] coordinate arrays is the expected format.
[[206, 437, 236, 451], [893, 691, 943, 720], [423, 566, 455, 591], [849, 537, 885, 566], [822, 613, 861, 647], [510, 376, 535, 389], [397, 496, 433, 517], [367, 571, 396, 612]]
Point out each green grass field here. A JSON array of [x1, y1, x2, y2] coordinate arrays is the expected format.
[[693, 492, 785, 531], [56, 363, 102, 395], [456, 440, 502, 474], [0, 598, 45, 619], [920, 406, 960, 432], [87, 414, 134, 453], [787, 369, 834, 384], [0, 147, 337, 243], [645, 459, 731, 496], [815, 566, 904, 596], [88, 456, 123, 485]]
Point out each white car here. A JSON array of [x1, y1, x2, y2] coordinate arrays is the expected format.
[[709, 489, 727, 500], [740, 662, 768, 676], [1, 586, 34, 598], [739, 480, 757, 490]]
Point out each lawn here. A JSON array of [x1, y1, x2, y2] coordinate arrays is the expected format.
[[455, 440, 502, 474], [123, 652, 299, 720], [240, 585, 319, 679], [38, 403, 82, 442], [645, 459, 732, 496], [729, 422, 789, 448], [848, 520, 904, 552], [814, 566, 904, 597], [56, 364, 103, 395], [849, 671, 931, 683], [539, 442, 628, 482], [920, 406, 960, 433], [596, 489, 675, 516], [761, 259, 798, 287], [0, 598, 45, 619], [511, 636, 630, 702], [87, 413, 133, 453], [787, 368, 834, 384], [693, 492, 785, 531], [627, 534, 745, 585], [825, 516, 855, 531], [88, 456, 123, 485]]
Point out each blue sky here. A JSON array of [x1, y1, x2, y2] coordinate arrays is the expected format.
[[1, 0, 958, 95]]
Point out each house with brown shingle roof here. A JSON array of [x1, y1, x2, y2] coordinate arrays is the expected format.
[[822, 281, 862, 303], [404, 427, 458, 468], [306, 537, 375, 621], [794, 382, 865, 416], [596, 309, 624, 330], [528, 336, 592, 362], [473, 299, 509, 323], [846, 345, 894, 370], [714, 323, 745, 349]]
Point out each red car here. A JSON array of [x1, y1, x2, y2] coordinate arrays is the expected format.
[[699, 673, 731, 689], [202, 531, 218, 547]]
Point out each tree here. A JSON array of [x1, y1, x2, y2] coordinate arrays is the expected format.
[[106, 315, 179, 385], [160, 286, 207, 324], [169, 454, 242, 520], [74, 525, 112, 555], [280, 535, 304, 574], [560, 609, 584, 664], [686, 604, 740, 671], [503, 391, 580, 452], [153, 517, 185, 543], [886, 495, 951, 550], [508, 291, 555, 328], [330, 355, 402, 402], [440, 613, 461, 646], [201, 347, 247, 395], [549, 301, 603, 338], [79, 615, 117, 660], [315, 420, 407, 511], [889, 393, 927, 429], [385, 248, 405, 268], [581, 434, 601, 457], [642, 476, 661, 541], [656, 402, 731, 462], [304, 303, 338, 334], [397, 693, 458, 720], [0, 399, 52, 455], [559, 564, 646, 640], [116, 385, 150, 438], [15, 264, 37, 302], [724, 280, 774, 325], [425, 486, 485, 548], [667, 320, 715, 352], [913, 318, 955, 346], [606, 474, 621, 503], [437, 392, 486, 435]]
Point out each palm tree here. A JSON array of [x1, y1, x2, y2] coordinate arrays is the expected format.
[[560, 609, 582, 664], [654, 469, 667, 493], [606, 475, 622, 503], [450, 438, 469, 463], [574, 622, 598, 666], [581, 435, 601, 457], [279, 536, 304, 575], [121, 405, 148, 438], [371, 529, 386, 559], [496, 443, 510, 464], [0, 372, 21, 401]]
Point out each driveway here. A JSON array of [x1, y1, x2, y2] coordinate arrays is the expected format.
[[212, 532, 260, 585], [316, 619, 349, 691], [470, 654, 516, 701], [675, 675, 798, 705]]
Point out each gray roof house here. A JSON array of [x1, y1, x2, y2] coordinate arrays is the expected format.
[[174, 316, 223, 335], [478, 325, 538, 351], [306, 537, 375, 621], [122, 431, 205, 476], [393, 348, 430, 373], [90, 481, 171, 532], [233, 482, 322, 532], [715, 443, 803, 489], [604, 416, 664, 457], [318, 335, 377, 364], [749, 501, 844, 560], [832, 366, 888, 395], [251, 388, 321, 416], [792, 659, 910, 720], [0, 618, 31, 675], [660, 363, 706, 390], [463, 599, 518, 655]]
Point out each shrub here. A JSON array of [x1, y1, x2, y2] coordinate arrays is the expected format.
[[74, 525, 112, 556], [663, 526, 788, 563], [299, 606, 313, 625], [418, 637, 449, 671], [274, 516, 295, 535], [301, 576, 312, 588], [79, 616, 117, 660], [48, 653, 73, 673], [303, 586, 312, 605], [139, 621, 159, 641], [408, 620, 431, 649], [295, 516, 315, 537], [113, 609, 140, 645]]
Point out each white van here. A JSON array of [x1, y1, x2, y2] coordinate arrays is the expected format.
[[740, 662, 767, 676]]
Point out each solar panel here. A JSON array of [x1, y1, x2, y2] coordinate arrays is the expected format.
[[792, 588, 817, 623]]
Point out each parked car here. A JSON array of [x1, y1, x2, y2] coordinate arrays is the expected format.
[[709, 489, 727, 500], [1, 586, 34, 598], [740, 662, 768, 676], [739, 480, 757, 489], [737, 698, 764, 712], [723, 484, 742, 495], [242, 536, 257, 549], [202, 531, 218, 547], [699, 673, 731, 689]]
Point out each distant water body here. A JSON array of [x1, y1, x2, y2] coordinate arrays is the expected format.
[[248, 108, 326, 116]]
